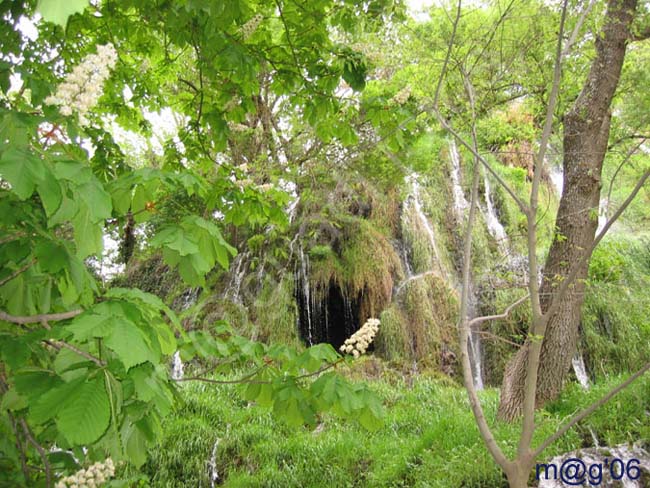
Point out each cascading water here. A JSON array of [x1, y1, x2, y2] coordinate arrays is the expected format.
[[224, 252, 249, 304], [449, 139, 470, 214], [550, 164, 564, 195], [297, 245, 314, 345], [294, 243, 361, 348], [401, 173, 445, 277], [171, 351, 184, 380], [448, 139, 484, 390], [571, 354, 590, 389], [170, 287, 200, 380], [481, 167, 509, 253], [597, 197, 609, 234]]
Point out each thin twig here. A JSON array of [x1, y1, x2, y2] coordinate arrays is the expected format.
[[0, 232, 26, 245], [0, 375, 30, 484], [0, 259, 36, 288], [476, 330, 523, 348], [467, 294, 530, 328], [0, 309, 83, 325], [605, 138, 645, 217], [19, 418, 52, 488], [175, 365, 267, 384], [543, 167, 650, 322], [43, 340, 106, 368]]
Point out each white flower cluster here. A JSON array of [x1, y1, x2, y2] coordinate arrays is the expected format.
[[45, 44, 118, 125], [228, 121, 250, 132], [257, 183, 274, 192], [55, 458, 115, 488], [240, 14, 263, 40], [339, 318, 380, 358], [390, 86, 411, 105]]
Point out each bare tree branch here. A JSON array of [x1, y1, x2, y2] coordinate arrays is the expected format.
[[43, 340, 106, 368], [467, 294, 530, 328], [518, 0, 570, 460], [562, 0, 598, 57], [0, 309, 83, 325], [0, 259, 36, 288], [543, 167, 650, 322], [605, 138, 646, 217], [19, 418, 52, 488], [456, 64, 511, 471]]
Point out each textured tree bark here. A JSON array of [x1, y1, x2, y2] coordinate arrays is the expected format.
[[498, 0, 638, 421]]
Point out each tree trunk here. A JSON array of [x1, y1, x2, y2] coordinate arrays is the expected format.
[[498, 0, 638, 421]]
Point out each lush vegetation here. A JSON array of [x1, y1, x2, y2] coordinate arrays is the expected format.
[[141, 365, 650, 487], [1, 0, 649, 487]]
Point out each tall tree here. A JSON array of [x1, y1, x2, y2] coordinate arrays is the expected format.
[[498, 0, 643, 420]]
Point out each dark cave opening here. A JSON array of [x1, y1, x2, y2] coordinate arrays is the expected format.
[[295, 279, 361, 350]]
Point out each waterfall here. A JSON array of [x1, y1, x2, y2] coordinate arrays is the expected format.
[[596, 197, 609, 234], [550, 164, 563, 195], [394, 271, 436, 295], [298, 245, 314, 345], [448, 139, 484, 390], [207, 437, 221, 487], [403, 173, 444, 275], [287, 195, 300, 224], [171, 351, 184, 380], [448, 139, 470, 215], [170, 287, 200, 381], [482, 167, 509, 253], [571, 354, 590, 389], [224, 252, 249, 304]]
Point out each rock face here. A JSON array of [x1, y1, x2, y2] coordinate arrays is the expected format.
[[536, 443, 650, 487]]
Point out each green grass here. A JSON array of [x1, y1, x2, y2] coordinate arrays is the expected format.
[[139, 363, 650, 487]]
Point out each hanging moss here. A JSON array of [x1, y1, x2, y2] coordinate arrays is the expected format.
[[376, 305, 411, 361], [341, 219, 403, 320], [252, 275, 301, 347]]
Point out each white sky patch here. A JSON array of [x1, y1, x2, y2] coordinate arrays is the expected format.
[[104, 104, 187, 165], [16, 15, 39, 41], [407, 0, 435, 21]]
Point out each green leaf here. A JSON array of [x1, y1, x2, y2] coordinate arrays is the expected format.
[[36, 0, 90, 27], [13, 370, 61, 402], [54, 347, 90, 375], [124, 422, 148, 468], [357, 405, 383, 431], [30, 376, 85, 425], [67, 309, 119, 341], [150, 226, 199, 256], [78, 179, 112, 222], [0, 335, 31, 370], [35, 241, 69, 274], [0, 147, 42, 199], [1, 388, 28, 412], [56, 376, 110, 445], [104, 319, 156, 370], [36, 171, 63, 218], [71, 205, 103, 258]]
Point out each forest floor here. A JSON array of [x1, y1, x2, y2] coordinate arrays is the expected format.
[[136, 359, 650, 487]]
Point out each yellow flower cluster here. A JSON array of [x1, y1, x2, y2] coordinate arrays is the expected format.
[[390, 86, 411, 105], [339, 318, 380, 358], [55, 458, 115, 488], [240, 14, 263, 40], [44, 44, 118, 125]]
